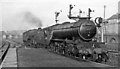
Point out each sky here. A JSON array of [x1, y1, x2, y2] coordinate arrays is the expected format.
[[0, 0, 119, 31]]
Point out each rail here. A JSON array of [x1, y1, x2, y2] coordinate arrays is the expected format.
[[0, 41, 10, 65]]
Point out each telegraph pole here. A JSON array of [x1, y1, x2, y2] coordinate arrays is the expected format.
[[101, 5, 106, 42], [104, 5, 106, 20]]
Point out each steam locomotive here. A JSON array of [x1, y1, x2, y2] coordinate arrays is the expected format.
[[23, 5, 109, 63]]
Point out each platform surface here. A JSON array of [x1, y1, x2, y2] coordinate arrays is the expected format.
[[1, 48, 17, 67], [0, 47, 116, 69], [17, 47, 113, 67]]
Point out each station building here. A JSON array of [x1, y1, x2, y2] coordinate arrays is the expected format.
[[97, 1, 120, 44], [102, 13, 120, 44]]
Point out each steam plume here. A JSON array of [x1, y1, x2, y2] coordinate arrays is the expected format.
[[22, 11, 42, 27]]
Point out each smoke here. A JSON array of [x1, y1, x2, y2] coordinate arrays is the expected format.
[[22, 11, 42, 27], [2, 11, 43, 31]]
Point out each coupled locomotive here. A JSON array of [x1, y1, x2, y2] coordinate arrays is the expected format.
[[23, 5, 109, 63]]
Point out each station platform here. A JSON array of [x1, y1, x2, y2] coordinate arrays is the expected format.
[[0, 48, 17, 68], [0, 47, 117, 69]]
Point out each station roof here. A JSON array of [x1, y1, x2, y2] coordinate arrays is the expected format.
[[107, 13, 120, 20]]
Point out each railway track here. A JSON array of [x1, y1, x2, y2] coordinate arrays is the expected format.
[[0, 42, 6, 49], [0, 41, 10, 65]]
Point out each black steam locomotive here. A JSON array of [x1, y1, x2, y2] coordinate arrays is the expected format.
[[23, 5, 109, 63]]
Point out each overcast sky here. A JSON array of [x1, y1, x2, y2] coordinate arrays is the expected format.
[[0, 0, 119, 31]]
